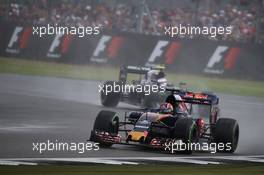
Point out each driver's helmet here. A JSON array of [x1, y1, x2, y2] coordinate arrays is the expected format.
[[147, 70, 159, 82], [147, 70, 166, 82], [174, 95, 185, 113], [159, 103, 174, 114]]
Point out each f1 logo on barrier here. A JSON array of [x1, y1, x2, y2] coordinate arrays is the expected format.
[[6, 26, 32, 54], [204, 46, 240, 74], [90, 35, 123, 63], [47, 34, 74, 58], [145, 40, 181, 67]]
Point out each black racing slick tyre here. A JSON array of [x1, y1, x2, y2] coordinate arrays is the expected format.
[[215, 118, 239, 153], [141, 93, 158, 108], [100, 81, 120, 107], [91, 110, 119, 147], [174, 118, 198, 154]]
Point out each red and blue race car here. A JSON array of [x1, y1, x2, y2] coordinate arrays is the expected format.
[[90, 88, 239, 154]]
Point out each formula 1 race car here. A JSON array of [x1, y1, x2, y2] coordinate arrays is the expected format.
[[90, 89, 239, 154], [100, 65, 172, 108]]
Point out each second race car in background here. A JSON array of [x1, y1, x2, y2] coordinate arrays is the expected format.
[[100, 65, 173, 108]]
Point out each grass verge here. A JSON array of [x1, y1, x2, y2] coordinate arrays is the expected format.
[[0, 57, 264, 97], [0, 164, 264, 175]]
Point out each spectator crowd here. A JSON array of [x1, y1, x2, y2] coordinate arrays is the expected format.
[[0, 0, 263, 43]]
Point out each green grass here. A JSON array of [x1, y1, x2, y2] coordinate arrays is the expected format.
[[0, 164, 264, 175], [0, 57, 264, 97], [0, 57, 119, 81]]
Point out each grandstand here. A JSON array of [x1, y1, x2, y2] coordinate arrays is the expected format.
[[0, 0, 263, 43]]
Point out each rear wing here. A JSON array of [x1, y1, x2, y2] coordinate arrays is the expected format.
[[119, 65, 165, 83], [166, 87, 219, 105]]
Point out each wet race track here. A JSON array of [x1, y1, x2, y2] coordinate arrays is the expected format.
[[0, 74, 264, 165]]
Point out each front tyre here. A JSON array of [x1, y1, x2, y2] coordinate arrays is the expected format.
[[90, 110, 119, 147], [173, 118, 198, 154]]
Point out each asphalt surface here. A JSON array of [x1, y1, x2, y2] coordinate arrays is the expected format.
[[0, 74, 264, 158]]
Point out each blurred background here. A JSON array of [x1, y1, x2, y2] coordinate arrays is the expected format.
[[0, 0, 264, 43], [0, 0, 264, 94]]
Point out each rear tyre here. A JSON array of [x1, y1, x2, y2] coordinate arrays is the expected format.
[[141, 94, 157, 108], [100, 81, 120, 107], [91, 110, 119, 147], [215, 118, 239, 153], [174, 118, 198, 154]]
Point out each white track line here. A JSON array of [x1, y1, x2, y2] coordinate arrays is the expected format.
[[1, 155, 264, 165], [46, 158, 139, 165], [0, 158, 138, 165], [141, 157, 220, 165], [0, 160, 37, 166], [0, 157, 219, 165], [211, 156, 264, 163]]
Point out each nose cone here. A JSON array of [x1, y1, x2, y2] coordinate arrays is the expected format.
[[129, 131, 146, 141]]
